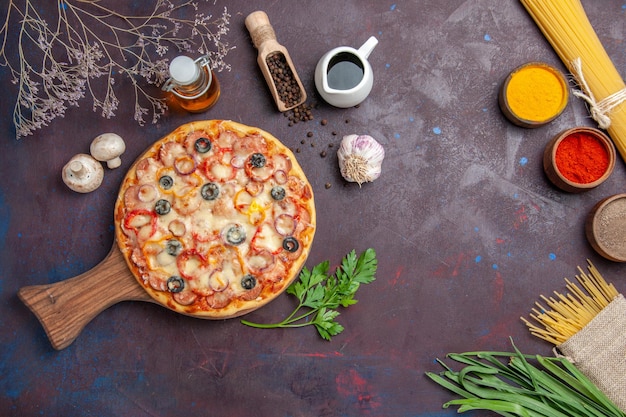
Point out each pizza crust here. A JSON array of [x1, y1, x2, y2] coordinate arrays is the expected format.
[[114, 120, 316, 319]]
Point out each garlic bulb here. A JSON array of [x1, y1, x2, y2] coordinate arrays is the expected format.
[[337, 134, 385, 186]]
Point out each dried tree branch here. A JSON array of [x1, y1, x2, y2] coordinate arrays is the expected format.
[[0, 0, 233, 139]]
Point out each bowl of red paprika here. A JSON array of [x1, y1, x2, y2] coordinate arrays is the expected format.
[[543, 127, 615, 193]]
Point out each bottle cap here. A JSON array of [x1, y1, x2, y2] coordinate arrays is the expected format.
[[169, 56, 200, 85]]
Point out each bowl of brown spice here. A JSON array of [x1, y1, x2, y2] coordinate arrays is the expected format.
[[543, 127, 616, 193], [586, 193, 626, 262]]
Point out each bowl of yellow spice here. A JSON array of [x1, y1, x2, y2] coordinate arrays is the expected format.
[[499, 62, 569, 128]]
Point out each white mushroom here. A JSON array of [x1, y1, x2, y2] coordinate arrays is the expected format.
[[90, 133, 126, 169], [62, 154, 104, 193]]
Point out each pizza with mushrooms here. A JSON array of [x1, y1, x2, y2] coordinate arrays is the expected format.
[[114, 120, 315, 318]]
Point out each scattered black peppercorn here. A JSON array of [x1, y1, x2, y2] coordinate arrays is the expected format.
[[320, 150, 327, 157], [287, 103, 313, 125], [325, 183, 332, 189]]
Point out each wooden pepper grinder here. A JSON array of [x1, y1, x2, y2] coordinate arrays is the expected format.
[[245, 11, 307, 112]]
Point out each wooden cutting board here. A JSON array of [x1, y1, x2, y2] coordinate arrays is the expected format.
[[18, 244, 155, 350], [18, 120, 316, 350]]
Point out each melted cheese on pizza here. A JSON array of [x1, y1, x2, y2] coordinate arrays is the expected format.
[[115, 120, 315, 318]]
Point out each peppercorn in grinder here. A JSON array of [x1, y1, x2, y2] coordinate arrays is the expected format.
[[245, 11, 307, 112]]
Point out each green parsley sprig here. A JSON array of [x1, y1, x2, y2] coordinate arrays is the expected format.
[[241, 248, 377, 340]]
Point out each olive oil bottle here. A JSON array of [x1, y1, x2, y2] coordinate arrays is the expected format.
[[162, 55, 220, 113]]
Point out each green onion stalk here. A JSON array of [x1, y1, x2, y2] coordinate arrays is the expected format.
[[426, 339, 625, 417]]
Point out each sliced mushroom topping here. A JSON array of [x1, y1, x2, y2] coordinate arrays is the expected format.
[[168, 219, 186, 237], [137, 184, 158, 202]]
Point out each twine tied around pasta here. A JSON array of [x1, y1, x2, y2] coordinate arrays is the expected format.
[[570, 57, 626, 130]]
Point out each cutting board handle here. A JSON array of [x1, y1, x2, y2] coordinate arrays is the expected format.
[[18, 244, 153, 350]]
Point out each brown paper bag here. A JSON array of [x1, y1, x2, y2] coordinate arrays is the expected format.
[[558, 294, 626, 412]]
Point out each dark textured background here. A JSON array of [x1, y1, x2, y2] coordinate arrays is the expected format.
[[2, 1, 626, 416]]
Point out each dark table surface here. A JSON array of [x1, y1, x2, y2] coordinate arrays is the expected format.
[[2, 1, 626, 416]]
